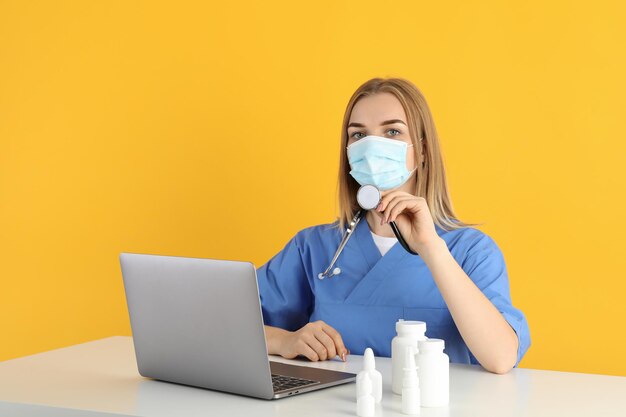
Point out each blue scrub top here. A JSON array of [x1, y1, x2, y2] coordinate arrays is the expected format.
[[256, 217, 531, 366]]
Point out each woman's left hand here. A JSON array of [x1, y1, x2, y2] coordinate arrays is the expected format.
[[376, 190, 441, 254]]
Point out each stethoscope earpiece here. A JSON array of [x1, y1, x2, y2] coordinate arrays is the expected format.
[[318, 268, 341, 280]]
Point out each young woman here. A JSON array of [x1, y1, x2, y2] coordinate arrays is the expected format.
[[257, 78, 530, 374]]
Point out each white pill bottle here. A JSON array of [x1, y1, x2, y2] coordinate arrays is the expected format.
[[416, 338, 449, 407], [391, 319, 427, 395]]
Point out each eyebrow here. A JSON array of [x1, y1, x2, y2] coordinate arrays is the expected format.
[[347, 119, 407, 128]]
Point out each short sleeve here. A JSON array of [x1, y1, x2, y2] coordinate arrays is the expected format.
[[460, 232, 531, 367], [256, 234, 313, 332]]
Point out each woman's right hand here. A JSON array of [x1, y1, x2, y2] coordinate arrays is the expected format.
[[265, 321, 349, 362]]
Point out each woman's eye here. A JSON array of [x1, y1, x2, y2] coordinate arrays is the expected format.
[[350, 129, 400, 139]]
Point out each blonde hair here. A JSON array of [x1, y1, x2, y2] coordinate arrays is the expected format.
[[335, 77, 478, 232]]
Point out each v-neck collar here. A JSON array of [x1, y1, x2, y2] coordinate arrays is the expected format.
[[352, 210, 449, 263], [355, 214, 407, 260], [354, 215, 381, 268], [342, 216, 448, 304], [343, 216, 411, 303]]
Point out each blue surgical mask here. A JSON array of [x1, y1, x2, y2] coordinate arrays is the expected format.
[[347, 135, 415, 191]]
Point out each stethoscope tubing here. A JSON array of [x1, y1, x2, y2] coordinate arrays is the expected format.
[[317, 210, 364, 280], [388, 218, 419, 256]]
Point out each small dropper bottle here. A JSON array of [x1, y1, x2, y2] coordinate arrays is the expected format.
[[357, 372, 375, 417], [401, 346, 421, 415], [357, 348, 383, 403]]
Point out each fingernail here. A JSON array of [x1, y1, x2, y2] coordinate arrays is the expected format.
[[342, 352, 346, 362]]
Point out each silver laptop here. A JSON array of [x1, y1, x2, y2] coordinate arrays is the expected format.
[[119, 253, 356, 399]]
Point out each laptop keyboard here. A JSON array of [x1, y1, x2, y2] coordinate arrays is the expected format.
[[272, 373, 319, 392]]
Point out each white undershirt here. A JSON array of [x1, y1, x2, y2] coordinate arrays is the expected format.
[[370, 230, 398, 256]]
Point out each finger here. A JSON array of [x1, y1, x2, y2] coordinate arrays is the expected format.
[[382, 196, 414, 224], [314, 329, 337, 359], [377, 191, 397, 210], [297, 341, 320, 362], [378, 192, 411, 212], [321, 323, 348, 360], [387, 199, 416, 223], [381, 195, 412, 215], [303, 333, 328, 361], [390, 197, 427, 222], [376, 191, 407, 211], [380, 195, 407, 225]]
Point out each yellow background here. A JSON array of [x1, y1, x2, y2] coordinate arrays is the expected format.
[[1, 1, 625, 376]]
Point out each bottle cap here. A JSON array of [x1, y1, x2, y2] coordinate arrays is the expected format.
[[396, 319, 426, 335], [363, 348, 376, 371], [418, 338, 445, 352]]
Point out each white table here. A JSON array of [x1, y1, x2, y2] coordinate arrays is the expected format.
[[0, 336, 624, 416]]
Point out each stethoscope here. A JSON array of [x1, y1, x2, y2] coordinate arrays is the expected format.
[[318, 184, 419, 280]]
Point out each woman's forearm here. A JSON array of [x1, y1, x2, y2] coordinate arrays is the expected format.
[[419, 237, 519, 374], [264, 325, 289, 355]]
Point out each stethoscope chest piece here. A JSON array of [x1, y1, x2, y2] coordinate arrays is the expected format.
[[356, 184, 381, 211]]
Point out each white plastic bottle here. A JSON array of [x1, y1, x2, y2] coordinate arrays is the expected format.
[[356, 372, 375, 417], [356, 348, 383, 403], [392, 320, 427, 394], [416, 338, 449, 407], [401, 346, 421, 415]]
